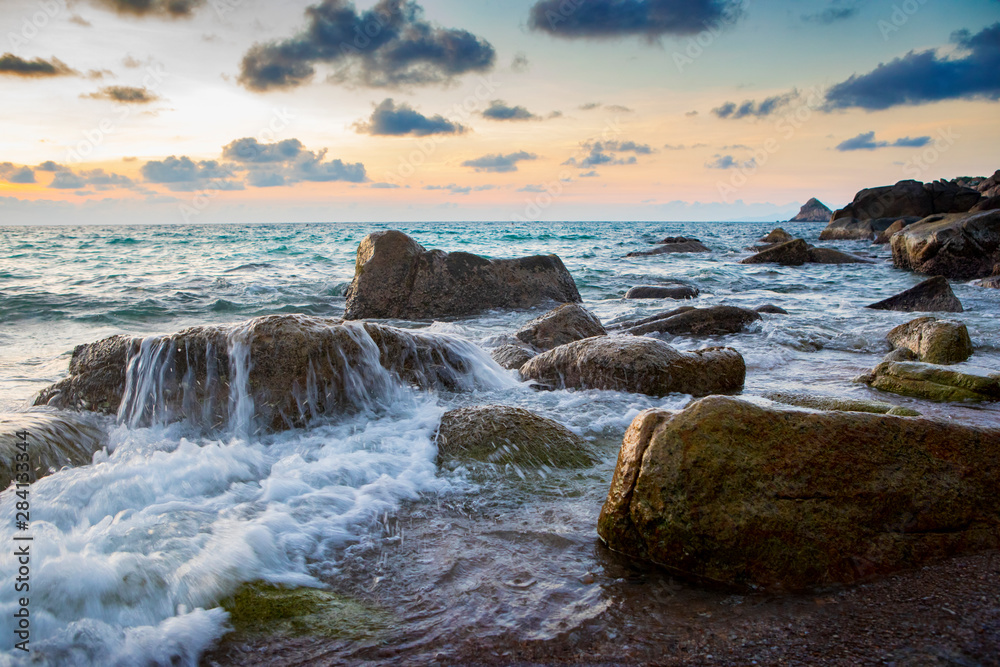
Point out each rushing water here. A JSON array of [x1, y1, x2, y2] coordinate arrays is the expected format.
[[0, 221, 997, 665]]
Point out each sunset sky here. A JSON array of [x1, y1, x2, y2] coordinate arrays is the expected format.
[[1, 0, 998, 225]]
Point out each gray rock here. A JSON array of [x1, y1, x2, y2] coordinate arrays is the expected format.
[[515, 304, 606, 352], [626, 240, 711, 257], [624, 285, 700, 300], [866, 276, 963, 313], [887, 317, 973, 365], [0, 409, 107, 489], [789, 198, 833, 223], [891, 209, 1000, 281], [621, 306, 762, 337], [491, 344, 537, 371]]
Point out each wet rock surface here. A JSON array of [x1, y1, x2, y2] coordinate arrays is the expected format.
[[514, 304, 606, 352], [867, 276, 964, 313], [887, 317, 974, 365], [891, 209, 1000, 281], [624, 285, 700, 300], [0, 408, 108, 489], [616, 305, 762, 337], [861, 361, 1000, 403]]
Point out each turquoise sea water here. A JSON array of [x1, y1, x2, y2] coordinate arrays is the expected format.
[[0, 221, 997, 665]]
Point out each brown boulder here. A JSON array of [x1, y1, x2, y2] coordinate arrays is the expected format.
[[760, 228, 795, 244], [626, 240, 711, 256], [741, 239, 811, 266], [874, 219, 908, 245], [597, 396, 1000, 590], [806, 247, 874, 264], [515, 304, 606, 352], [788, 198, 833, 223], [520, 336, 745, 397], [0, 409, 107, 489], [620, 306, 762, 337], [490, 344, 536, 371], [860, 361, 1000, 403], [891, 210, 1000, 280], [624, 285, 699, 300], [343, 231, 581, 320], [866, 276, 963, 313], [887, 317, 973, 365]]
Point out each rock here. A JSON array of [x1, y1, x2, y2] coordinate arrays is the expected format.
[[657, 236, 702, 245], [789, 198, 833, 223], [866, 276, 963, 313], [741, 239, 811, 266], [887, 317, 973, 365], [972, 195, 1000, 213], [520, 337, 745, 397], [977, 275, 1000, 289], [621, 306, 762, 337], [761, 391, 920, 417], [976, 170, 1000, 198], [829, 179, 980, 227], [755, 304, 788, 315], [0, 409, 107, 489], [760, 228, 795, 244], [806, 247, 874, 264], [491, 344, 536, 371], [343, 230, 581, 320], [874, 219, 908, 245], [597, 396, 1000, 590], [624, 285, 700, 300], [435, 405, 595, 468], [890, 210, 1000, 281], [626, 240, 711, 256], [515, 304, 606, 352], [862, 361, 1000, 403], [36, 315, 505, 432], [818, 218, 885, 241], [882, 347, 918, 363]]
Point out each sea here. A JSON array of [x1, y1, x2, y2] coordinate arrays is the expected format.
[[0, 221, 998, 666]]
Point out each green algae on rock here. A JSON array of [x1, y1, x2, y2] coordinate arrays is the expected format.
[[860, 361, 1000, 403], [761, 391, 920, 417]]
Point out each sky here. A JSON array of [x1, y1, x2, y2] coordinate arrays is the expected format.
[[1, 0, 999, 225]]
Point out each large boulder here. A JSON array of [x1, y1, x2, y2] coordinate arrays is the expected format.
[[626, 239, 711, 257], [890, 210, 1000, 280], [806, 247, 873, 264], [741, 239, 810, 266], [515, 304, 606, 352], [817, 218, 897, 241], [624, 285, 699, 300], [35, 315, 506, 432], [859, 361, 1000, 403], [826, 179, 980, 229], [866, 276, 963, 313], [618, 306, 762, 337], [490, 344, 536, 371], [435, 405, 595, 468], [788, 198, 833, 223], [597, 396, 1000, 590], [519, 336, 745, 397], [343, 231, 581, 320], [0, 409, 107, 489], [887, 317, 973, 365]]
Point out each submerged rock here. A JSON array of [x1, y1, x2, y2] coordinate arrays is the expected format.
[[597, 396, 1000, 590], [435, 405, 595, 468], [343, 230, 581, 320], [36, 315, 507, 433], [755, 304, 788, 315], [0, 409, 107, 489], [741, 239, 811, 266], [657, 236, 704, 245], [866, 276, 963, 313], [624, 285, 700, 300], [490, 344, 537, 371], [762, 391, 920, 417], [887, 317, 973, 365], [515, 304, 606, 352], [620, 306, 761, 337], [860, 361, 1000, 403], [626, 239, 711, 256], [520, 336, 745, 397], [789, 198, 833, 223], [807, 247, 873, 264], [760, 228, 795, 244], [890, 210, 1000, 281]]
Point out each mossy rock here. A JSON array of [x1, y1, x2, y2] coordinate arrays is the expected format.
[[221, 583, 390, 640], [863, 361, 1000, 403], [762, 391, 921, 417]]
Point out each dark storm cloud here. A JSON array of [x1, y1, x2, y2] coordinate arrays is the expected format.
[[564, 140, 654, 168], [84, 86, 160, 103], [88, 0, 205, 18], [0, 54, 74, 77], [801, 0, 862, 25], [461, 151, 537, 173], [482, 100, 540, 121], [712, 92, 796, 119], [355, 99, 465, 136], [527, 0, 747, 39], [824, 22, 1000, 110], [835, 131, 932, 151], [238, 0, 496, 91]]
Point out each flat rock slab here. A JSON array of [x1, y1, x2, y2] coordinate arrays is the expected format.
[[861, 361, 1000, 403], [621, 306, 761, 337], [624, 285, 700, 300], [598, 396, 1000, 590], [626, 241, 711, 257]]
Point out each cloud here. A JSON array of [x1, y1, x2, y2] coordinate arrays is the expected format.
[[85, 86, 160, 103], [518, 184, 547, 192], [222, 138, 304, 163], [706, 154, 755, 169], [482, 100, 540, 121], [86, 0, 205, 17], [801, 0, 862, 24], [424, 183, 472, 194], [527, 0, 746, 39], [579, 170, 600, 177], [35, 161, 66, 172], [141, 156, 239, 192], [462, 151, 537, 173], [835, 131, 933, 151], [2, 166, 36, 184], [712, 91, 796, 119], [564, 139, 654, 168], [49, 167, 134, 190], [223, 137, 368, 185], [579, 102, 601, 110], [355, 99, 465, 136], [824, 22, 1000, 110], [238, 0, 496, 91], [0, 54, 74, 77], [579, 102, 634, 112], [511, 52, 530, 72]]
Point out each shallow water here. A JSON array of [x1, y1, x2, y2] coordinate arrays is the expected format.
[[0, 221, 998, 665]]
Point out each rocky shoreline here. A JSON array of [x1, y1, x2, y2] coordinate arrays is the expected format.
[[15, 183, 1000, 663]]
